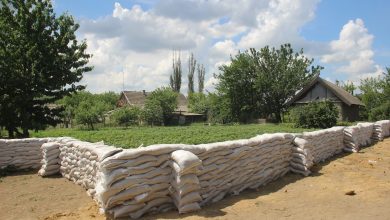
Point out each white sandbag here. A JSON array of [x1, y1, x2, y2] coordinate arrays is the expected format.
[[171, 150, 201, 171]]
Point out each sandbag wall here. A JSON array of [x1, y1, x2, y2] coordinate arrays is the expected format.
[[95, 144, 187, 219], [299, 127, 345, 163], [57, 139, 122, 197], [373, 120, 390, 141], [194, 133, 294, 205], [343, 123, 374, 152], [0, 138, 50, 169], [93, 133, 295, 219]]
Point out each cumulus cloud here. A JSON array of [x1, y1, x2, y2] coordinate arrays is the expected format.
[[74, 1, 382, 93], [321, 19, 380, 81]]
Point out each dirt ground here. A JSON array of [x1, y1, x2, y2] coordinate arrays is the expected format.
[[1, 139, 390, 220]]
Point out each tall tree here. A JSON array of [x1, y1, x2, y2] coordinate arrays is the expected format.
[[170, 51, 182, 92], [217, 44, 322, 122], [340, 81, 356, 95], [0, 0, 92, 137], [187, 53, 196, 95], [197, 63, 205, 93]]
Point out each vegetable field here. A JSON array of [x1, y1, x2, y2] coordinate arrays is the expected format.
[[31, 123, 313, 149]]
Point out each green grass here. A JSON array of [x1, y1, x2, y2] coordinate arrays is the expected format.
[[31, 123, 314, 149]]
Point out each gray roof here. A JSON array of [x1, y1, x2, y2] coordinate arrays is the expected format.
[[120, 90, 188, 111], [288, 75, 364, 106]]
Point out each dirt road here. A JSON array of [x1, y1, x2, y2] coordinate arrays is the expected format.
[[1, 139, 390, 220]]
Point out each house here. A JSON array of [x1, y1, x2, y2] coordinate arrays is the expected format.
[[117, 90, 204, 124], [287, 74, 364, 122]]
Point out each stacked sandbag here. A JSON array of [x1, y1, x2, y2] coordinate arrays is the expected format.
[[96, 144, 188, 219], [195, 133, 294, 205], [299, 127, 344, 163], [59, 140, 122, 197], [169, 150, 202, 213], [0, 138, 49, 169], [372, 120, 390, 141], [38, 142, 61, 176], [290, 137, 314, 176], [343, 123, 374, 152]]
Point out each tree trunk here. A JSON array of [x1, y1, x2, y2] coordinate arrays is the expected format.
[[275, 111, 282, 123], [23, 128, 29, 138], [8, 128, 14, 139]]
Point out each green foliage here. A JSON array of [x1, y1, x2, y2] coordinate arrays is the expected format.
[[32, 123, 314, 148], [56, 91, 118, 127], [143, 87, 177, 125], [75, 101, 103, 130], [170, 52, 182, 92], [142, 99, 164, 126], [188, 93, 208, 114], [207, 93, 234, 124], [187, 53, 196, 95], [197, 63, 205, 93], [0, 0, 92, 138], [359, 67, 390, 121], [111, 106, 141, 127], [216, 43, 322, 123], [96, 92, 120, 109], [369, 101, 390, 121], [289, 101, 339, 128], [341, 81, 356, 95]]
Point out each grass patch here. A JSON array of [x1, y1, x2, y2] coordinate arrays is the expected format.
[[31, 123, 314, 149]]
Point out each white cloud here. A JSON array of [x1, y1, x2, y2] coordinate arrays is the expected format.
[[321, 19, 380, 81], [75, 1, 383, 94]]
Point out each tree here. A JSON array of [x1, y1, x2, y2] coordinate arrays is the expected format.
[[207, 93, 233, 124], [145, 87, 178, 125], [0, 0, 92, 137], [142, 99, 164, 126], [339, 80, 356, 95], [111, 106, 141, 127], [188, 92, 208, 114], [188, 53, 196, 95], [197, 63, 205, 93], [359, 67, 390, 121], [216, 44, 322, 123], [56, 91, 117, 127], [75, 101, 100, 130], [170, 51, 182, 92], [359, 76, 385, 116]]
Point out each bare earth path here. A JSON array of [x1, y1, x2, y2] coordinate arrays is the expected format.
[[1, 139, 390, 220]]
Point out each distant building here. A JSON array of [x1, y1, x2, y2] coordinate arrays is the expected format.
[[117, 90, 204, 124], [287, 75, 364, 122]]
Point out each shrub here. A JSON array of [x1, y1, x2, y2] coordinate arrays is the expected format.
[[188, 92, 208, 114], [369, 101, 390, 121], [75, 101, 101, 130], [290, 101, 338, 128], [145, 87, 178, 125], [111, 106, 141, 127], [142, 99, 164, 126]]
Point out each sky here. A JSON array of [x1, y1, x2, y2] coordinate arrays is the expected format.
[[53, 0, 390, 94]]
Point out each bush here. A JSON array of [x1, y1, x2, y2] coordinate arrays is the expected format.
[[145, 87, 178, 125], [207, 93, 234, 124], [188, 92, 208, 114], [111, 106, 141, 127], [142, 99, 164, 126], [290, 101, 338, 128], [369, 101, 390, 121], [75, 101, 100, 130]]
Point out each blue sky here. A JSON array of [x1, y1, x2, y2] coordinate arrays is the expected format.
[[52, 0, 390, 93]]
